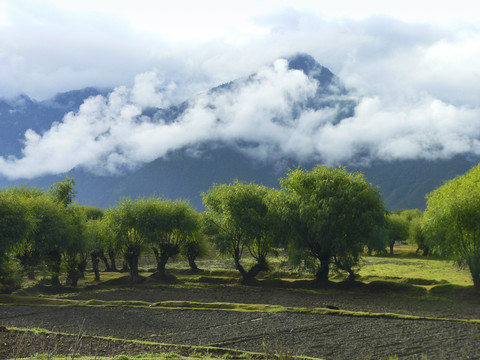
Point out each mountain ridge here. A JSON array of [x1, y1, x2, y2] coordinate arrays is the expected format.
[[0, 54, 477, 210]]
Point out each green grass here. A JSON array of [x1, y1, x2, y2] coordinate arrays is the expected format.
[[358, 245, 472, 287], [2, 295, 479, 324]]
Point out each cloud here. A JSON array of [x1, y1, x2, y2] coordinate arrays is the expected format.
[[2, 3, 480, 179], [1, 58, 480, 180]]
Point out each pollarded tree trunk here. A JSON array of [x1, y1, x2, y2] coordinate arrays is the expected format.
[[99, 252, 111, 272], [152, 244, 180, 280], [470, 267, 480, 291], [124, 244, 140, 279], [91, 253, 100, 281], [127, 255, 139, 278], [234, 257, 248, 281], [65, 269, 80, 287], [315, 253, 331, 286], [188, 256, 199, 272], [152, 247, 168, 280], [47, 249, 62, 286], [78, 257, 87, 279], [421, 245, 429, 257], [108, 250, 118, 272], [246, 256, 269, 280]]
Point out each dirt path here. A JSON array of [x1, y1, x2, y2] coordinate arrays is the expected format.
[[1, 302, 480, 359]]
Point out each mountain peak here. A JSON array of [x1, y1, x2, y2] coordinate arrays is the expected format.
[[287, 53, 335, 85]]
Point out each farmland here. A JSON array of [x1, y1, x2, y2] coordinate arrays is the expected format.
[[1, 246, 480, 360]]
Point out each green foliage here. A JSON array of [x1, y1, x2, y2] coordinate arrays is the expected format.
[[0, 189, 33, 254], [409, 216, 429, 256], [0, 256, 23, 293], [424, 163, 480, 288], [397, 208, 422, 222], [81, 205, 104, 220], [48, 177, 77, 207], [385, 213, 409, 254], [203, 181, 280, 281], [181, 229, 209, 272], [280, 165, 385, 283], [365, 225, 388, 255], [1, 187, 84, 286], [136, 197, 199, 278], [105, 198, 146, 278]]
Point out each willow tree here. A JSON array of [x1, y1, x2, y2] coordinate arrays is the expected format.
[[0, 190, 33, 293], [203, 181, 280, 283], [136, 197, 199, 280], [424, 164, 480, 289], [85, 218, 114, 281], [280, 166, 385, 284], [105, 198, 146, 280]]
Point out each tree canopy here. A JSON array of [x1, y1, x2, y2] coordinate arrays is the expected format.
[[280, 165, 385, 284], [203, 181, 280, 282], [424, 163, 480, 288]]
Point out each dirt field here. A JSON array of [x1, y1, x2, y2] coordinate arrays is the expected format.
[[2, 283, 480, 359]]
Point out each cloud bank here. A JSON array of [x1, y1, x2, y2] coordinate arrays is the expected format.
[[2, 2, 480, 179], [1, 58, 480, 180]]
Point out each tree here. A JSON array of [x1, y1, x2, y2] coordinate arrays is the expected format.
[[85, 218, 114, 281], [280, 166, 385, 285], [409, 216, 429, 256], [365, 225, 388, 255], [49, 177, 77, 207], [80, 206, 117, 272], [0, 190, 33, 293], [25, 194, 75, 285], [203, 181, 280, 283], [5, 186, 46, 280], [385, 213, 409, 255], [181, 215, 209, 273], [423, 164, 480, 289], [62, 206, 88, 287], [137, 197, 199, 280], [105, 198, 146, 280]]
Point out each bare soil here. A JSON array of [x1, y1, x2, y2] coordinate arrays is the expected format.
[[1, 282, 480, 359]]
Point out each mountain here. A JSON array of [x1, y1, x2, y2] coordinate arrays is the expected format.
[[0, 87, 110, 157], [0, 54, 477, 210]]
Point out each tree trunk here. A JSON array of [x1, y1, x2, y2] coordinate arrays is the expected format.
[[152, 247, 170, 280], [422, 246, 429, 257], [65, 271, 79, 287], [246, 257, 269, 280], [315, 254, 330, 285], [389, 242, 395, 255], [128, 255, 139, 278], [91, 253, 100, 281], [347, 267, 356, 282], [48, 250, 61, 286], [99, 252, 111, 272], [188, 257, 199, 272], [78, 258, 87, 279], [473, 274, 480, 290], [108, 250, 118, 272], [234, 258, 248, 280]]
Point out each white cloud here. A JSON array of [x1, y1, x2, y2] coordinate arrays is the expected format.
[[2, 2, 480, 179], [1, 58, 480, 180]]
